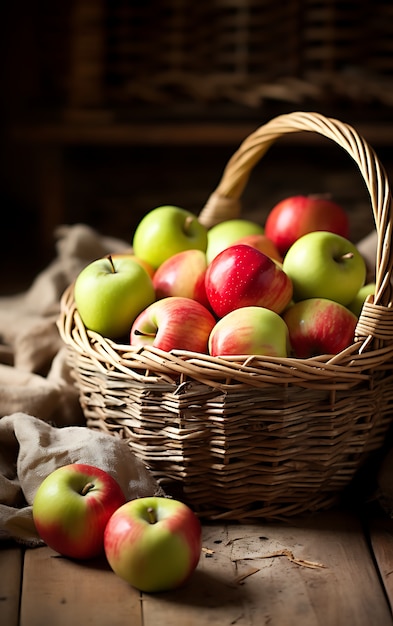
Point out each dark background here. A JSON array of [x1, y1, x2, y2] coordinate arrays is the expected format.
[[2, 1, 392, 294]]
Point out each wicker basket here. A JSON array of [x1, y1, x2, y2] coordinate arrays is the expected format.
[[58, 111, 393, 520]]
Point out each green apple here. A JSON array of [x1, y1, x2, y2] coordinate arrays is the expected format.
[[74, 255, 155, 338], [132, 205, 208, 269], [283, 231, 366, 306], [206, 218, 264, 263], [347, 282, 375, 317]]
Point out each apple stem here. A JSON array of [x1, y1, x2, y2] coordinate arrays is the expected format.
[[183, 215, 194, 234], [106, 255, 116, 273], [341, 252, 354, 261], [133, 329, 156, 337], [146, 506, 157, 524], [80, 482, 95, 496]]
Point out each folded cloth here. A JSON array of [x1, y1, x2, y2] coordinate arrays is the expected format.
[[0, 413, 164, 546]]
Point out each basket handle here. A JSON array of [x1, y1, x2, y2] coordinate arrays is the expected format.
[[198, 111, 393, 308]]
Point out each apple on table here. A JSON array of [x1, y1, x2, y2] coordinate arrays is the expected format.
[[205, 244, 293, 318], [265, 194, 350, 256], [104, 496, 202, 593], [74, 254, 156, 339], [32, 463, 126, 560], [209, 306, 289, 357], [130, 296, 216, 353], [283, 231, 366, 306], [132, 205, 208, 269], [283, 297, 358, 358]]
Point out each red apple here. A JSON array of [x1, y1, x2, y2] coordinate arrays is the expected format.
[[265, 195, 350, 256], [153, 249, 210, 308], [32, 463, 126, 560], [205, 244, 293, 318], [209, 306, 289, 357], [233, 233, 283, 263], [130, 296, 216, 353], [104, 496, 202, 593], [282, 298, 358, 358]]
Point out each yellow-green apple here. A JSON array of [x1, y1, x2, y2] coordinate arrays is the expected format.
[[153, 249, 210, 308], [205, 244, 293, 318], [265, 195, 350, 256], [206, 218, 264, 263], [130, 296, 216, 353], [283, 298, 358, 358], [111, 252, 155, 279], [347, 282, 375, 317], [74, 255, 156, 339], [233, 233, 283, 263], [132, 205, 208, 269], [209, 306, 289, 357], [32, 463, 126, 560], [104, 496, 202, 593], [283, 231, 366, 306]]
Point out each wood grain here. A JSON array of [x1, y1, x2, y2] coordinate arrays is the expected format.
[[0, 544, 23, 626], [4, 510, 393, 626], [19, 546, 141, 626]]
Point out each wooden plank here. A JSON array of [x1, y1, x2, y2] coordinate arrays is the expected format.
[[368, 514, 393, 614], [226, 509, 392, 626], [19, 546, 142, 626], [142, 511, 393, 626], [0, 544, 23, 626], [142, 524, 246, 626]]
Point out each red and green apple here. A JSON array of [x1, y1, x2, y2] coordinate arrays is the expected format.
[[104, 496, 202, 593], [130, 296, 216, 353], [32, 463, 126, 560], [209, 306, 289, 357]]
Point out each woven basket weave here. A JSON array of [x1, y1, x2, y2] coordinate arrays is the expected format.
[[58, 111, 393, 520]]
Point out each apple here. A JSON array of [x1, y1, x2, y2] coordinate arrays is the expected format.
[[130, 296, 216, 353], [283, 298, 358, 358], [74, 254, 156, 338], [32, 463, 126, 560], [209, 306, 289, 357], [104, 496, 202, 593], [264, 195, 350, 256], [283, 231, 366, 306], [233, 233, 283, 263], [153, 249, 210, 308], [206, 218, 264, 263], [205, 244, 293, 318], [111, 252, 155, 279], [347, 282, 375, 317], [132, 205, 208, 269]]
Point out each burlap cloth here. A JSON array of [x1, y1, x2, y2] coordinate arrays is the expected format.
[[0, 224, 390, 547]]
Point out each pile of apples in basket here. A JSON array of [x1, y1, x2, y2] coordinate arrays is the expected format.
[[74, 195, 374, 359]]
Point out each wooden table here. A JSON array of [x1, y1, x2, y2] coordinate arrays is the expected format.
[[2, 507, 393, 626]]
